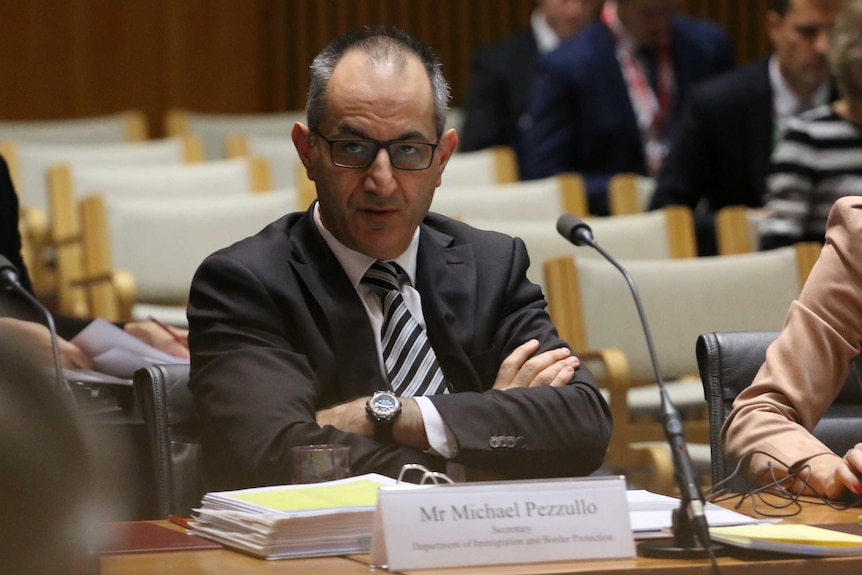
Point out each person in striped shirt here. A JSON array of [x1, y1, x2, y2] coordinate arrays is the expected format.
[[759, 0, 862, 250]]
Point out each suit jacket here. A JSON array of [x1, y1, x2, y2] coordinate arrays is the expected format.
[[651, 59, 839, 255], [0, 155, 33, 294], [723, 196, 862, 484], [459, 28, 539, 153], [187, 206, 611, 490], [519, 16, 734, 215]]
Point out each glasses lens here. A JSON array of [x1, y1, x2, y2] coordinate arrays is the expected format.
[[389, 142, 434, 170], [330, 140, 376, 168]]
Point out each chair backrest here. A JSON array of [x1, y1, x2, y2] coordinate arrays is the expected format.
[[165, 108, 304, 159], [715, 206, 765, 255], [3, 136, 202, 212], [463, 207, 696, 293], [608, 173, 656, 215], [545, 243, 822, 380], [442, 145, 519, 186], [48, 158, 270, 317], [433, 175, 588, 220], [132, 363, 202, 518], [696, 331, 862, 489], [224, 133, 317, 211], [0, 110, 147, 143], [78, 190, 298, 319]]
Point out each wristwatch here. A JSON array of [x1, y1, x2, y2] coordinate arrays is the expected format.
[[366, 390, 402, 442]]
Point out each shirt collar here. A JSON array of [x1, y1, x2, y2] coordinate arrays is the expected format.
[[313, 202, 420, 288], [531, 8, 562, 54], [770, 55, 830, 121]]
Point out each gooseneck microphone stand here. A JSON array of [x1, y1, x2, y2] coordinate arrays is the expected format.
[[556, 214, 724, 561]]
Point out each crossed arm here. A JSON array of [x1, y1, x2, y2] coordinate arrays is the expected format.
[[316, 339, 579, 450]]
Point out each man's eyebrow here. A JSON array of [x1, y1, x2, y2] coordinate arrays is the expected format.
[[335, 124, 431, 142]]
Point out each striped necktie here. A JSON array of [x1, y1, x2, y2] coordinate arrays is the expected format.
[[362, 260, 449, 397]]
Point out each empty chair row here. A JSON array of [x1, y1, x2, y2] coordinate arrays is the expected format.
[[78, 191, 301, 326]]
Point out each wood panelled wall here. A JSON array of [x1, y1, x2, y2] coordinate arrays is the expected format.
[[0, 0, 770, 137]]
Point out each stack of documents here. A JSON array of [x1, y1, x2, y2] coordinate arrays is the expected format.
[[190, 474, 397, 559]]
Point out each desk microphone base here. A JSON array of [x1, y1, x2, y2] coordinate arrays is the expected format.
[[637, 538, 728, 559]]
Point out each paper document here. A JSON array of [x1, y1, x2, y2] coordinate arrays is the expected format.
[[710, 523, 862, 556], [71, 318, 189, 378], [626, 490, 772, 538]]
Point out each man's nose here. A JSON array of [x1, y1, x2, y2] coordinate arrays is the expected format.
[[364, 147, 397, 195]]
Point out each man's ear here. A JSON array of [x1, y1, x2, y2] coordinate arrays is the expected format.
[[292, 122, 315, 180], [437, 128, 458, 171]]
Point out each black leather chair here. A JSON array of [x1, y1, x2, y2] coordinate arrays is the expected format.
[[132, 364, 203, 518], [696, 331, 862, 491]]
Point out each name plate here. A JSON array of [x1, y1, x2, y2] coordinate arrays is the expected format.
[[370, 475, 634, 571]]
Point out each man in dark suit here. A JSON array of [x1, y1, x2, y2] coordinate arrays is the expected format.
[[650, 0, 842, 255], [459, 0, 599, 153], [187, 25, 611, 491], [519, 0, 734, 215]]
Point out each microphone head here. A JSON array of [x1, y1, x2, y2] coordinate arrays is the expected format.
[[556, 213, 594, 246], [0, 255, 21, 288]]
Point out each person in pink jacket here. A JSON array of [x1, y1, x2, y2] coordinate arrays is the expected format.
[[724, 197, 862, 499]]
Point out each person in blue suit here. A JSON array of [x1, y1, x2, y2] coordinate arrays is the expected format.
[[459, 0, 599, 153], [519, 0, 734, 215]]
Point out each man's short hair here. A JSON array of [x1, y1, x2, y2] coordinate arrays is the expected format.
[[770, 0, 791, 16], [306, 25, 451, 138]]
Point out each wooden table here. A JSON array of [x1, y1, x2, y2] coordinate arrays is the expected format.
[[100, 495, 862, 574]]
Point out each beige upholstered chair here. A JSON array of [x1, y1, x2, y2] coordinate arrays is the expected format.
[[608, 173, 656, 215], [0, 110, 147, 144], [165, 108, 304, 159], [441, 146, 519, 186], [463, 206, 696, 293], [48, 158, 271, 317], [544, 243, 821, 487], [715, 205, 765, 255], [432, 175, 588, 221], [2, 136, 202, 303], [2, 136, 203, 213], [78, 190, 299, 325], [225, 133, 315, 209]]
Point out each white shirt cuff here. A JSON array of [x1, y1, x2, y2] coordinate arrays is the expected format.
[[414, 396, 459, 459]]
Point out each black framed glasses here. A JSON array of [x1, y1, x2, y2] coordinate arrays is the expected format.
[[312, 130, 439, 170]]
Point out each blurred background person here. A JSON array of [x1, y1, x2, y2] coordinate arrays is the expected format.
[[758, 0, 862, 250], [650, 0, 842, 256], [519, 0, 734, 215], [459, 0, 599, 153], [0, 334, 99, 575]]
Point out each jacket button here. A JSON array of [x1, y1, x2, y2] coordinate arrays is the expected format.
[[489, 436, 500, 448], [505, 435, 516, 448], [515, 436, 526, 448]]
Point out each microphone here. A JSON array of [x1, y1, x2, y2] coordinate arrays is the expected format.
[[556, 214, 718, 558], [0, 255, 73, 399]]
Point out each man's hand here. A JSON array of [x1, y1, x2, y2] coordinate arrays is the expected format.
[[124, 320, 190, 359], [0, 317, 94, 369], [493, 339, 579, 391], [316, 396, 374, 436]]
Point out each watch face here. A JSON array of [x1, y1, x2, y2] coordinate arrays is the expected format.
[[373, 393, 399, 415]]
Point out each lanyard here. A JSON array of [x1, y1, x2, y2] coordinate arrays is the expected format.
[[602, 1, 674, 175]]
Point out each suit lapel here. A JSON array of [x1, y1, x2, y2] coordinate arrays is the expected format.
[[415, 223, 484, 393], [749, 59, 774, 197], [287, 208, 386, 397]]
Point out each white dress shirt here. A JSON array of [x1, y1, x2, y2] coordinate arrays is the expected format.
[[312, 204, 459, 460]]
